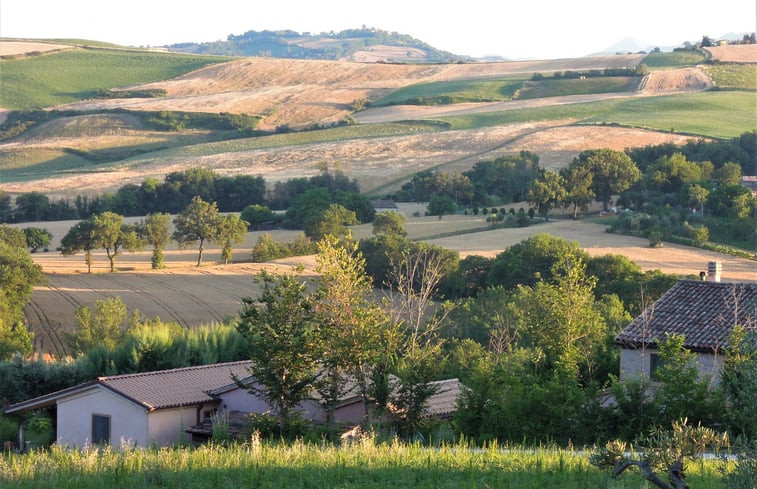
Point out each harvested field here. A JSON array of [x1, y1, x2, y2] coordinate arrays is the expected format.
[[637, 67, 713, 92], [0, 123, 699, 199], [22, 213, 756, 356], [0, 41, 73, 56], [705, 44, 757, 63], [57, 55, 644, 130]]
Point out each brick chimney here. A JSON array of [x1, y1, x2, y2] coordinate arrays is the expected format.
[[707, 261, 722, 282]]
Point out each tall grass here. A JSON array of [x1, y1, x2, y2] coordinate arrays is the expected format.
[[0, 49, 233, 110], [0, 440, 728, 488]]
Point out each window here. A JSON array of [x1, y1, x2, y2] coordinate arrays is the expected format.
[[91, 414, 110, 445], [650, 353, 665, 380]]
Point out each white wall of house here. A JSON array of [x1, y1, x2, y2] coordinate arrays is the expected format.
[[147, 407, 198, 446], [56, 387, 148, 447], [619, 347, 723, 383]]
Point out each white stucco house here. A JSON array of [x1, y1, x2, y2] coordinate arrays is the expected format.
[[615, 270, 756, 383], [5, 360, 463, 447]]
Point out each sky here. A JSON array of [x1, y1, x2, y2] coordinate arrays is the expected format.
[[1, 0, 754, 59]]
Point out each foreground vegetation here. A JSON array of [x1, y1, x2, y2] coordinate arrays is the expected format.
[[0, 440, 729, 489]]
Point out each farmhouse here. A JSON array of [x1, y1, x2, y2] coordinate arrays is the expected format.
[[615, 263, 757, 383], [5, 360, 462, 447]]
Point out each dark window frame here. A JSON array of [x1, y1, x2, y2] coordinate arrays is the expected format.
[[91, 413, 111, 445]]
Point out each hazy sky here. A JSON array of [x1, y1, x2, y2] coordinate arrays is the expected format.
[[1, 0, 754, 59]]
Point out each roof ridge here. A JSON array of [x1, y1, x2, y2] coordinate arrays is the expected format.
[[99, 360, 252, 382]]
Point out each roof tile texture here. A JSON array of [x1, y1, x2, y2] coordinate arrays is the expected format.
[[101, 360, 252, 410], [615, 280, 757, 351]]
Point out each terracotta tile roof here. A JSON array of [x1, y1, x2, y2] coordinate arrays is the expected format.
[[425, 378, 463, 419], [5, 361, 253, 414], [615, 280, 757, 352], [100, 361, 253, 410]]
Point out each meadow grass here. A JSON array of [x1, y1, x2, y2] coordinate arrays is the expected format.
[[702, 64, 757, 90], [439, 90, 756, 139], [516, 77, 641, 99], [642, 51, 707, 69], [0, 440, 729, 489], [373, 77, 529, 106], [0, 49, 233, 110]]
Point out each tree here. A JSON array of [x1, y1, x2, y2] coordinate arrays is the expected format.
[[22, 227, 52, 253], [172, 197, 222, 266], [510, 259, 606, 380], [0, 225, 27, 249], [91, 212, 142, 272], [712, 161, 742, 186], [235, 269, 322, 437], [241, 204, 275, 231], [305, 204, 358, 241], [384, 246, 454, 437], [314, 235, 396, 428], [61, 219, 98, 273], [0, 191, 11, 223], [216, 214, 248, 264], [140, 213, 172, 269], [0, 319, 34, 360], [14, 192, 50, 222], [372, 211, 407, 237], [528, 169, 566, 220], [575, 149, 641, 211], [684, 184, 709, 215], [64, 297, 131, 354], [560, 163, 594, 219], [427, 195, 455, 219], [0, 241, 44, 359]]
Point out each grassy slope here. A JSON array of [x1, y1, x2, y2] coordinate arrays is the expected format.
[[374, 77, 529, 106], [642, 51, 707, 69], [702, 64, 757, 90], [439, 91, 755, 139], [516, 77, 641, 99], [0, 48, 234, 109]]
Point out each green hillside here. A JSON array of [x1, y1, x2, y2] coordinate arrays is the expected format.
[[0, 48, 233, 110], [168, 27, 464, 63]]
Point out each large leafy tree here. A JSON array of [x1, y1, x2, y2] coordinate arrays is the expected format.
[[92, 212, 142, 272], [235, 269, 322, 437], [372, 211, 406, 237], [305, 204, 358, 241], [0, 241, 44, 359], [560, 162, 594, 219], [511, 259, 606, 380], [575, 149, 641, 211], [61, 219, 98, 273], [172, 197, 222, 266], [22, 227, 52, 253], [528, 169, 566, 220]]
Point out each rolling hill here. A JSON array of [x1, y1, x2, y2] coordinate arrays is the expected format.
[[0, 39, 755, 201]]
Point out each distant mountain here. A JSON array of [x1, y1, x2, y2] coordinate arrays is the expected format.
[[166, 27, 468, 63], [590, 37, 656, 56]]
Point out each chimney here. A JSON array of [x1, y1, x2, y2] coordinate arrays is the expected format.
[[707, 261, 722, 282]]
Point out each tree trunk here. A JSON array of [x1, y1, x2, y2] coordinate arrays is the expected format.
[[572, 202, 579, 219], [196, 239, 204, 267]]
